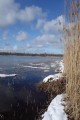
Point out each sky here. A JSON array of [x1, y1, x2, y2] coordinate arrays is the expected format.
[[0, 0, 65, 54]]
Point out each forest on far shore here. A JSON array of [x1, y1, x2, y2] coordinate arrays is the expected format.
[[0, 52, 63, 57]]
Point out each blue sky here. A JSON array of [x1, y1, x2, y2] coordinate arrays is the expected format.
[[0, 0, 64, 54]]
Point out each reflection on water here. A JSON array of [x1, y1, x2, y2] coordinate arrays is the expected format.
[[0, 79, 47, 120], [0, 56, 62, 120]]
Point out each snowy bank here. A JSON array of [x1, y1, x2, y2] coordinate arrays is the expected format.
[[43, 73, 63, 83], [41, 60, 67, 120], [42, 94, 67, 120], [0, 74, 16, 78], [43, 60, 64, 83]]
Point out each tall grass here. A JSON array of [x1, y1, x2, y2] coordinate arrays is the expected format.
[[64, 21, 80, 120]]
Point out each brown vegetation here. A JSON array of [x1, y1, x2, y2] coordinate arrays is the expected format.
[[38, 77, 66, 99], [64, 24, 80, 120], [64, 1, 80, 120]]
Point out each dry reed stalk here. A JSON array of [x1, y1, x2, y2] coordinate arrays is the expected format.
[[64, 1, 80, 118], [63, 1, 80, 119]]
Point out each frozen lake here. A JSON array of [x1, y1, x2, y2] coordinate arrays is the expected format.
[[0, 55, 62, 120]]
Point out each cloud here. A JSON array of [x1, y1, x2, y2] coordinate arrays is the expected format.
[[36, 15, 65, 33], [0, 0, 46, 27], [32, 32, 63, 51], [35, 34, 55, 45], [16, 31, 28, 41], [0, 43, 31, 52], [13, 45, 18, 51], [0, 0, 19, 27], [2, 31, 9, 40], [17, 6, 46, 22], [36, 19, 46, 29], [35, 15, 64, 51]]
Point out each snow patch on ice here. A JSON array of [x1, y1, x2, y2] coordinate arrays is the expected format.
[[50, 63, 56, 68], [55, 60, 64, 73], [23, 65, 50, 70], [0, 74, 16, 78], [29, 63, 46, 66], [59, 60, 64, 73], [44, 70, 49, 72], [42, 94, 68, 120]]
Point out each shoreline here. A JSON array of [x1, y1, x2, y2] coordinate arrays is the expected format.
[[37, 60, 68, 120], [37, 77, 66, 120], [0, 52, 63, 57]]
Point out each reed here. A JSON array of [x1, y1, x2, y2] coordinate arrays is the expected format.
[[64, 0, 80, 119]]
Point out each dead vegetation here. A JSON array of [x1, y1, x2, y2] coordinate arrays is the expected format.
[[38, 77, 66, 99], [64, 23, 80, 120], [64, 0, 80, 120]]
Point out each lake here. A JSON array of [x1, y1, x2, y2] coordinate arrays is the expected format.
[[0, 55, 62, 120]]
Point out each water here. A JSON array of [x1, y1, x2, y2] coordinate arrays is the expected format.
[[0, 55, 62, 120]]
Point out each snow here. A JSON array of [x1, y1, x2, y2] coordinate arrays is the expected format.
[[42, 94, 68, 120], [43, 60, 64, 83], [50, 63, 56, 68], [44, 70, 49, 72], [59, 60, 64, 73], [22, 62, 51, 70], [23, 65, 50, 70], [43, 73, 63, 83], [29, 63, 46, 66], [42, 60, 67, 120], [0, 74, 16, 77], [55, 60, 64, 73]]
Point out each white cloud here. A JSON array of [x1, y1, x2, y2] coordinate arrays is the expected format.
[[2, 31, 9, 40], [35, 34, 55, 44], [0, 0, 19, 27], [36, 15, 65, 33], [36, 19, 46, 29], [0, 0, 46, 27], [17, 6, 46, 22], [33, 33, 63, 50], [35, 15, 64, 51], [0, 43, 31, 52], [16, 31, 28, 41], [13, 45, 18, 51]]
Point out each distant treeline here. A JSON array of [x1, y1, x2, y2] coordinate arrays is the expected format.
[[0, 52, 63, 57]]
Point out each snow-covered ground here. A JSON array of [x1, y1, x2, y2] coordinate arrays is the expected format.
[[0, 74, 16, 77], [43, 73, 63, 83], [42, 94, 67, 120], [42, 60, 67, 120]]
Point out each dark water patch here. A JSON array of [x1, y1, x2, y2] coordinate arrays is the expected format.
[[0, 76, 48, 120], [0, 97, 48, 120]]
